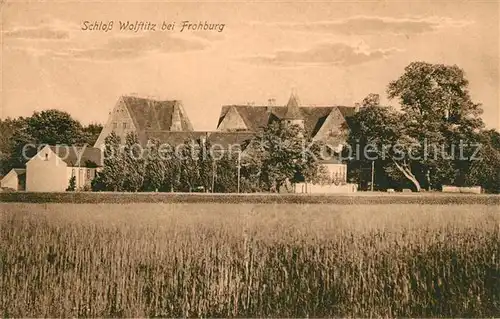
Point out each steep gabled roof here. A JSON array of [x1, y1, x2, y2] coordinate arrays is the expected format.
[[144, 131, 255, 150], [121, 96, 194, 133], [144, 131, 207, 146], [1, 169, 26, 187], [207, 132, 255, 150], [218, 105, 273, 132], [216, 106, 249, 131], [12, 168, 26, 175], [48, 146, 102, 167], [217, 104, 354, 138], [310, 106, 350, 148]]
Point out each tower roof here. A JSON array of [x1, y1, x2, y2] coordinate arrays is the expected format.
[[283, 92, 303, 119]]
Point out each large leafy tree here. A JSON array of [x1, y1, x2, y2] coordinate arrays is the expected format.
[[26, 110, 86, 145], [0, 118, 29, 174], [248, 121, 323, 193], [347, 104, 425, 191], [464, 129, 500, 193], [387, 62, 483, 129], [344, 95, 395, 190], [347, 101, 461, 192], [7, 127, 36, 173], [362, 93, 381, 108], [347, 62, 488, 192], [2, 110, 96, 174], [81, 123, 103, 146], [387, 62, 485, 188]]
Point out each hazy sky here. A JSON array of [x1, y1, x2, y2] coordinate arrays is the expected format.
[[1, 1, 499, 130]]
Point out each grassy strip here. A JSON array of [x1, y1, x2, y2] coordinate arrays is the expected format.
[[1, 191, 499, 205]]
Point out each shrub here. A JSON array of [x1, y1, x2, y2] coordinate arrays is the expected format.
[[65, 176, 76, 191]]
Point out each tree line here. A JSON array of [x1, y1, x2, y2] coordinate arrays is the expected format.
[[91, 132, 241, 193], [91, 122, 330, 193], [346, 62, 500, 193], [1, 61, 499, 193], [0, 110, 102, 175]]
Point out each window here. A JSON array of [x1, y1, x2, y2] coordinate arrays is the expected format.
[[123, 122, 128, 129], [87, 169, 91, 180], [44, 154, 49, 161], [71, 169, 75, 177], [112, 122, 117, 129]]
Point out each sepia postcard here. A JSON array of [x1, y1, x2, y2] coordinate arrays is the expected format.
[[0, 1, 499, 317]]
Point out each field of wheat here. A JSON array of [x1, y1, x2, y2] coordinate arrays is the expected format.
[[0, 203, 499, 317]]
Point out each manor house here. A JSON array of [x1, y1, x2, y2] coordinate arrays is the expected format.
[[2, 92, 359, 192], [93, 92, 358, 192]]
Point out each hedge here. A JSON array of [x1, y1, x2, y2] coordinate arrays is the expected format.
[[1, 192, 499, 205]]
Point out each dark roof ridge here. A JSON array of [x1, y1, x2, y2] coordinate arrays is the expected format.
[[121, 95, 180, 102], [221, 104, 354, 108]]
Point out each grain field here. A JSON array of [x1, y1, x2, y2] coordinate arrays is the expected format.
[[0, 203, 499, 317]]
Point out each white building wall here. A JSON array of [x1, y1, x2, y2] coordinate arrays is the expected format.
[[26, 145, 68, 192], [294, 183, 358, 194], [67, 167, 98, 190], [217, 107, 248, 132], [323, 163, 347, 184], [1, 171, 19, 190], [291, 163, 352, 194], [94, 97, 136, 149]]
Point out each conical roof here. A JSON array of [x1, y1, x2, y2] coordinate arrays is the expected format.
[[283, 92, 302, 119]]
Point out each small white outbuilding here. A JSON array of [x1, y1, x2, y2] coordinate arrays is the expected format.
[[0, 168, 26, 191], [25, 145, 102, 192]]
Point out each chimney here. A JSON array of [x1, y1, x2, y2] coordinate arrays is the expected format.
[[267, 98, 275, 112]]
